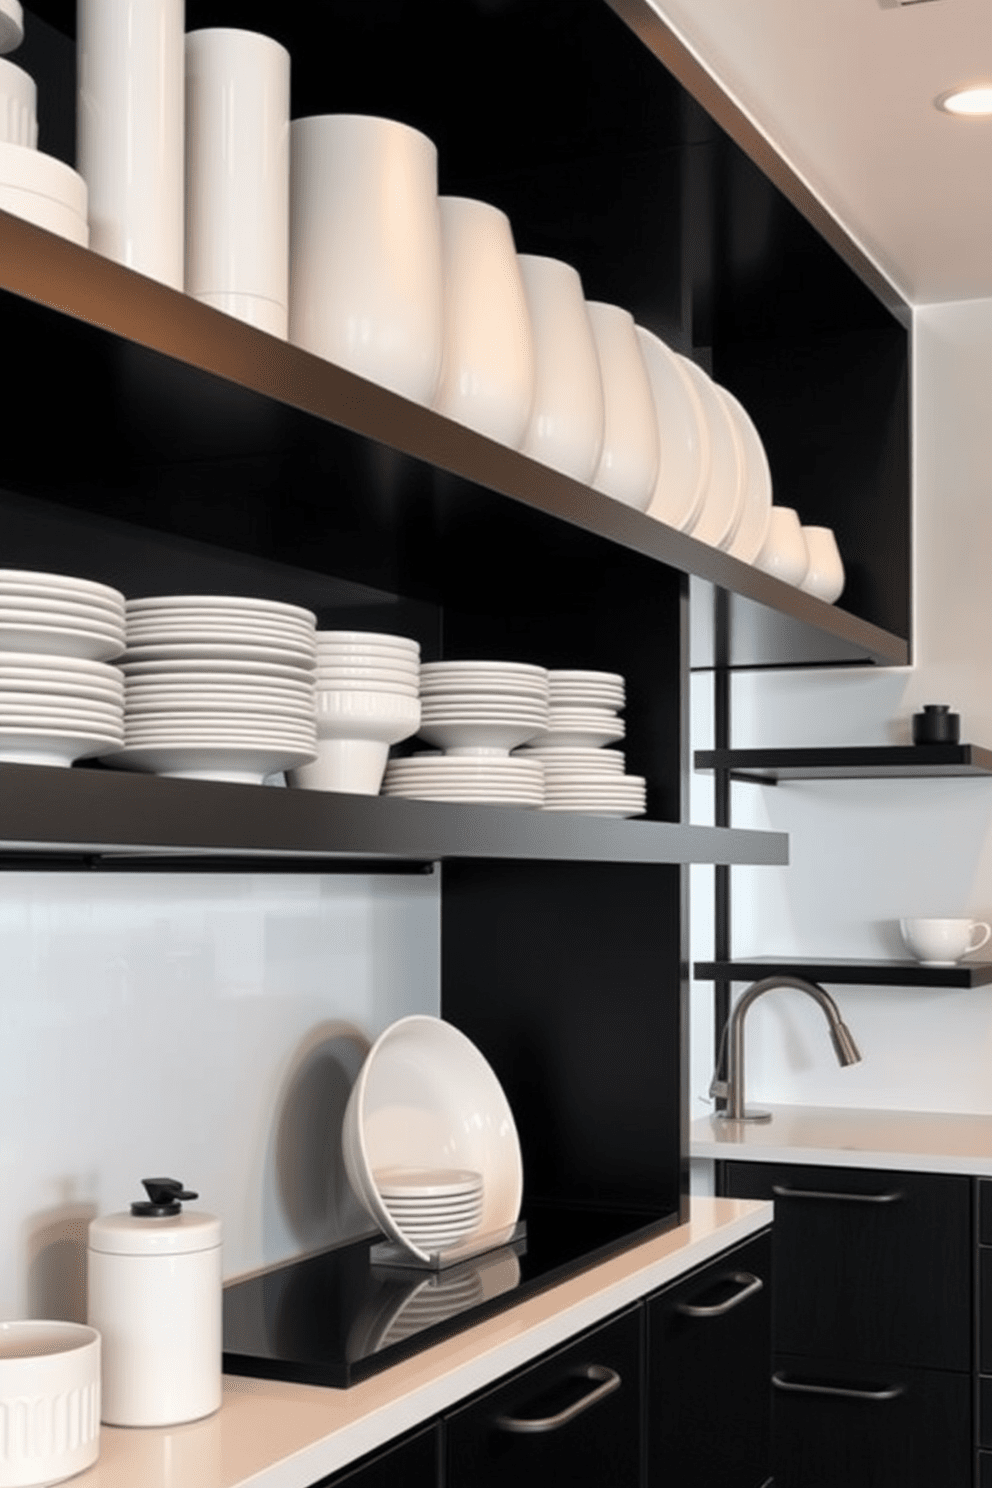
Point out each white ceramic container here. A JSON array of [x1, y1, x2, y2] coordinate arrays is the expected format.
[[587, 301, 659, 511], [433, 197, 534, 446], [676, 358, 745, 549], [635, 325, 710, 531], [0, 0, 22, 55], [517, 254, 604, 483], [289, 114, 443, 405], [754, 505, 809, 587], [87, 1182, 221, 1427], [799, 525, 846, 603], [185, 29, 290, 339], [0, 1320, 100, 1487], [77, 0, 185, 287], [722, 387, 773, 563], [0, 58, 36, 148]]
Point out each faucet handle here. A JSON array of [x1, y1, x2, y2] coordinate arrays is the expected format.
[[708, 1074, 729, 1100]]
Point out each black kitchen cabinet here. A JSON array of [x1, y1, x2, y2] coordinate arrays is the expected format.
[[445, 1305, 642, 1488], [721, 1161, 973, 1487], [312, 1424, 439, 1488], [646, 1228, 772, 1488]]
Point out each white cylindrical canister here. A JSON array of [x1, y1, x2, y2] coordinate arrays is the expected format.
[[184, 28, 290, 338], [87, 1179, 221, 1428], [76, 0, 185, 287]]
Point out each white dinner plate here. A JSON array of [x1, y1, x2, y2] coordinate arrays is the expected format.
[[0, 623, 124, 661], [0, 570, 123, 604], [121, 657, 316, 682], [126, 594, 317, 623]]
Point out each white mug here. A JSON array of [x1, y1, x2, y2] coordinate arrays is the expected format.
[[899, 916, 992, 965]]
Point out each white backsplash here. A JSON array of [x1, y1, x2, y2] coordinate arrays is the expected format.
[[0, 868, 440, 1322]]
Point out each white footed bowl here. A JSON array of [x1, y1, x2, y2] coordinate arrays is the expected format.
[[0, 1320, 101, 1487], [754, 506, 809, 587], [587, 302, 659, 511], [185, 29, 291, 335], [289, 114, 443, 405], [799, 525, 845, 603], [434, 197, 535, 447], [0, 58, 36, 148], [341, 1014, 523, 1264], [289, 737, 391, 795], [517, 254, 604, 483]]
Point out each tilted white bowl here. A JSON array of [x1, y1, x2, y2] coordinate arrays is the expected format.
[[341, 1014, 523, 1263]]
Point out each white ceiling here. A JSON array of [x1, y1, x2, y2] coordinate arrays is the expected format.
[[644, 0, 992, 306]]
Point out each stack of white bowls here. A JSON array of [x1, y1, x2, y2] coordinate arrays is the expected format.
[[0, 568, 125, 765], [373, 1167, 484, 1256], [515, 670, 646, 817], [382, 660, 548, 807], [105, 595, 318, 784], [289, 629, 421, 795]]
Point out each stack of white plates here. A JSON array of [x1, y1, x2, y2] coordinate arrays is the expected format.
[[417, 660, 549, 755], [291, 629, 421, 795], [0, 569, 125, 765], [106, 594, 318, 783], [374, 1167, 484, 1255], [542, 668, 625, 749], [382, 752, 545, 806], [516, 671, 646, 816]]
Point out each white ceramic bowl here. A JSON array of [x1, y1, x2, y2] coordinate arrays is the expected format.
[[677, 359, 745, 549], [587, 301, 659, 511], [313, 688, 420, 744], [0, 1320, 101, 1487], [635, 325, 710, 532], [341, 1014, 523, 1263], [517, 254, 604, 484], [754, 506, 809, 587], [799, 525, 845, 603]]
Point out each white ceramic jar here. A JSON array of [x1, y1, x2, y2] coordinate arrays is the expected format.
[[517, 254, 604, 483], [87, 1179, 221, 1428], [185, 28, 291, 338], [289, 114, 443, 406], [77, 0, 185, 287], [433, 197, 535, 447], [587, 301, 659, 511]]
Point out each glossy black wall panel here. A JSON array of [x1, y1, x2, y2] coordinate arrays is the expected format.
[[441, 860, 684, 1216]]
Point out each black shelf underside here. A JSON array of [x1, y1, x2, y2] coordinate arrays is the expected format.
[[0, 763, 787, 867], [694, 745, 992, 783], [695, 957, 992, 989]]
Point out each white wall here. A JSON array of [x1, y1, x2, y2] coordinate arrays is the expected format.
[[0, 869, 440, 1321], [691, 298, 992, 1117]]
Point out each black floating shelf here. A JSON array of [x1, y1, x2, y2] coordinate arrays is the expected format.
[[0, 763, 787, 868], [695, 957, 992, 989], [694, 744, 992, 783]]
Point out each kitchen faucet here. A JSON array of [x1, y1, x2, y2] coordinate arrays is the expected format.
[[711, 975, 862, 1122]]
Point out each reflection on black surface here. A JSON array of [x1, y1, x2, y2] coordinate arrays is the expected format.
[[223, 1204, 675, 1387]]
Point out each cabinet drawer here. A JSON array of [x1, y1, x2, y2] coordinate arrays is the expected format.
[[646, 1229, 771, 1488], [722, 1161, 971, 1369], [445, 1305, 641, 1488], [312, 1423, 439, 1487], [771, 1354, 971, 1488]]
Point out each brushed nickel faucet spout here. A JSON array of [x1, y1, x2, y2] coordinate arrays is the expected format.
[[713, 975, 862, 1123]]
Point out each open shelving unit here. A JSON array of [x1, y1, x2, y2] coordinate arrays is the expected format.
[[1, 0, 913, 1370], [695, 957, 992, 990], [695, 744, 992, 784]]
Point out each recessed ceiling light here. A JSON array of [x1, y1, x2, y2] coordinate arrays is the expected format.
[[936, 84, 992, 117]]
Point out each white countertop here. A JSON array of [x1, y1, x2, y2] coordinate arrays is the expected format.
[[71, 1197, 769, 1488], [691, 1103, 992, 1175]]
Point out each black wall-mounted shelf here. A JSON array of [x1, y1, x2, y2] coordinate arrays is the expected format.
[[695, 745, 992, 784], [0, 763, 788, 867], [696, 957, 992, 989]]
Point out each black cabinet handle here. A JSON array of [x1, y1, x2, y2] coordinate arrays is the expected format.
[[674, 1270, 764, 1317], [773, 1371, 904, 1402], [495, 1365, 621, 1434], [771, 1183, 904, 1205]]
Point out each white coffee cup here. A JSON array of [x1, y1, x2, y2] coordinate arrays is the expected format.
[[899, 916, 992, 965]]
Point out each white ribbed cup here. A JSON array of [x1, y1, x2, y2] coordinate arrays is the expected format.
[[433, 197, 534, 447], [289, 114, 443, 405], [0, 1321, 101, 1487], [518, 255, 604, 483], [0, 58, 36, 148], [185, 29, 290, 338], [77, 0, 185, 287]]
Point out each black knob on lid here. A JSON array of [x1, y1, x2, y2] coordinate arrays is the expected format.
[[131, 1177, 199, 1218]]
